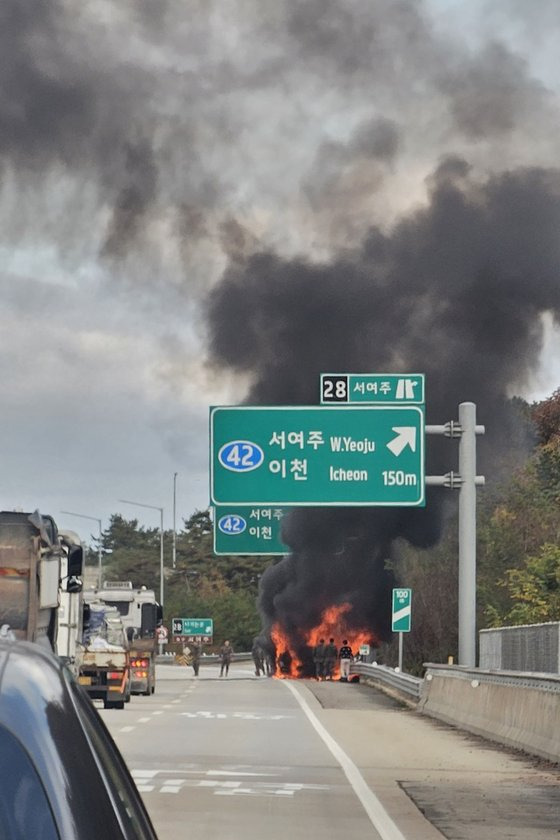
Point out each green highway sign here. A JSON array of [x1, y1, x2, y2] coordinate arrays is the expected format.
[[172, 617, 213, 640], [210, 405, 425, 506], [321, 373, 425, 405], [213, 506, 290, 555], [392, 588, 412, 633]]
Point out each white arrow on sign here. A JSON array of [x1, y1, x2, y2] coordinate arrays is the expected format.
[[386, 427, 417, 456]]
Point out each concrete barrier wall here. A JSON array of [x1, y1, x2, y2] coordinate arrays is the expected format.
[[419, 665, 560, 764]]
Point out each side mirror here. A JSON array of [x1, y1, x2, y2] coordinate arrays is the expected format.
[[67, 545, 84, 577]]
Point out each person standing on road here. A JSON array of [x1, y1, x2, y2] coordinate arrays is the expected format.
[[251, 638, 265, 676], [189, 640, 201, 677], [313, 638, 326, 681], [324, 638, 338, 680], [339, 639, 353, 682], [219, 640, 234, 677]]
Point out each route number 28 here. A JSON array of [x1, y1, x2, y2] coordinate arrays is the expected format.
[[322, 375, 349, 402]]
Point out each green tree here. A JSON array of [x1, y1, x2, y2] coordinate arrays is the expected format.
[[501, 543, 560, 624]]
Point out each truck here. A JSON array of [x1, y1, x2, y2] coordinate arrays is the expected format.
[[83, 581, 162, 696], [0, 510, 83, 652], [77, 601, 131, 709]]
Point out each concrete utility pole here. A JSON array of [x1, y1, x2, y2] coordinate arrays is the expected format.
[[61, 511, 103, 588]]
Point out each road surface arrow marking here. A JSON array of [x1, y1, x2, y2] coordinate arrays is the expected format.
[[386, 427, 417, 456]]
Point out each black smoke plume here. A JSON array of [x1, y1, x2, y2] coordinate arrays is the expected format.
[[207, 159, 560, 670]]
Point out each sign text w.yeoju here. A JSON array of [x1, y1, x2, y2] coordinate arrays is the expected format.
[[210, 405, 425, 506]]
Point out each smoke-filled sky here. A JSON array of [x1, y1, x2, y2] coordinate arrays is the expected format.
[[1, 0, 560, 542]]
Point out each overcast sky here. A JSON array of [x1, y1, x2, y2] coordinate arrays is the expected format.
[[1, 0, 560, 542]]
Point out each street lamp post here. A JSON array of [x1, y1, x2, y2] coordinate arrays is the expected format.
[[60, 511, 103, 588], [172, 473, 178, 570], [118, 499, 164, 608]]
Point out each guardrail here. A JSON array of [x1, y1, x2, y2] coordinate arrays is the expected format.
[[420, 663, 560, 763], [350, 662, 422, 702], [156, 652, 252, 664]]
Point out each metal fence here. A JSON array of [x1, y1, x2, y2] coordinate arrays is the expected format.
[[479, 622, 560, 673], [350, 662, 422, 702]]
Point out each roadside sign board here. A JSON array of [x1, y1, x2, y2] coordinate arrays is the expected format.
[[321, 373, 424, 405], [213, 506, 290, 555], [392, 589, 412, 633], [210, 405, 425, 506], [172, 618, 213, 643], [156, 626, 169, 644]]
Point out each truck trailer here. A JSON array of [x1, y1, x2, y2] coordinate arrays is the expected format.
[[83, 581, 162, 696], [0, 510, 83, 651]]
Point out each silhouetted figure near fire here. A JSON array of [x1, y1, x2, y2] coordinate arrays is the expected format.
[[278, 649, 292, 675], [313, 638, 326, 680], [324, 638, 337, 680], [339, 639, 353, 682], [265, 650, 275, 676], [251, 638, 265, 676]]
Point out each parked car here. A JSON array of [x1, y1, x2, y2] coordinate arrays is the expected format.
[[0, 635, 158, 839]]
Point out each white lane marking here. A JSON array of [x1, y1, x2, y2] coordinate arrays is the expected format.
[[138, 717, 151, 723], [283, 681, 407, 840], [120, 726, 135, 732], [207, 770, 277, 777], [171, 699, 181, 704], [130, 769, 328, 798], [178, 710, 292, 720], [151, 710, 163, 715]]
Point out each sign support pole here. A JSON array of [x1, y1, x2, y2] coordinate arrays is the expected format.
[[458, 402, 477, 668], [398, 632, 403, 671]]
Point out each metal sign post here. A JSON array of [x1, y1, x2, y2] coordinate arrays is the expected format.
[[392, 588, 412, 671], [426, 402, 485, 667]]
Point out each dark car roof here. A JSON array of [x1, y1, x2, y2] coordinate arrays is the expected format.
[[0, 639, 158, 840]]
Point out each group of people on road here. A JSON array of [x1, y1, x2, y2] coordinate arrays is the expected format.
[[182, 636, 356, 681], [313, 638, 354, 681], [181, 640, 234, 677], [251, 639, 275, 676]]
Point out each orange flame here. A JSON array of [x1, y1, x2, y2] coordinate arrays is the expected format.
[[271, 602, 375, 679]]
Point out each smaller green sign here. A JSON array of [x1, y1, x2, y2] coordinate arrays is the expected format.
[[392, 588, 412, 633], [213, 506, 290, 555], [172, 617, 213, 639], [321, 373, 425, 404]]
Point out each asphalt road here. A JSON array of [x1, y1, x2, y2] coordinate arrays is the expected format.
[[99, 661, 560, 840]]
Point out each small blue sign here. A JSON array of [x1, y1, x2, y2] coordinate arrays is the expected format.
[[217, 514, 247, 535], [218, 440, 264, 472]]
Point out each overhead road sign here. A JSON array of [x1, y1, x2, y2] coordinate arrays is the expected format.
[[392, 589, 412, 633], [213, 506, 290, 555], [321, 373, 425, 405], [210, 405, 425, 506]]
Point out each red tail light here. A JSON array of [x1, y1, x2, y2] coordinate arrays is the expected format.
[[107, 671, 123, 680], [131, 658, 149, 668]]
